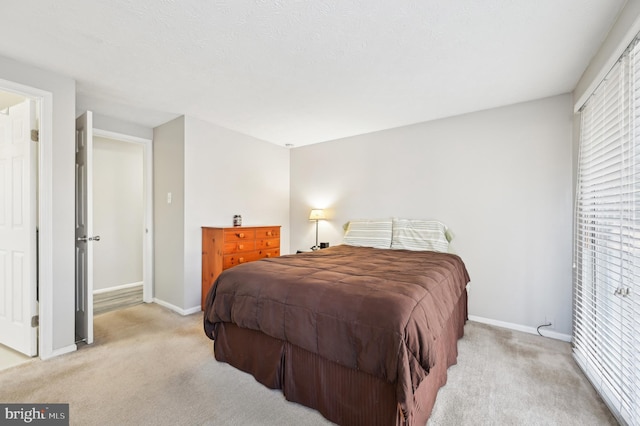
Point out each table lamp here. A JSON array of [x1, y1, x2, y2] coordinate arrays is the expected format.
[[309, 209, 326, 250]]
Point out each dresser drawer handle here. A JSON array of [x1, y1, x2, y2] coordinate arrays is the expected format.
[[266, 241, 271, 246], [265, 253, 271, 258], [238, 244, 244, 250], [236, 233, 245, 238], [238, 257, 245, 263], [266, 231, 272, 236]]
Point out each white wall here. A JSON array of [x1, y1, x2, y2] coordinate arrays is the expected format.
[[0, 54, 76, 355], [92, 112, 153, 141], [183, 116, 290, 310], [152, 115, 290, 312], [93, 136, 144, 291], [153, 116, 186, 309], [290, 94, 574, 336]]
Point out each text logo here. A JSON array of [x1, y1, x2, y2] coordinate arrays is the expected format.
[[1, 404, 68, 425]]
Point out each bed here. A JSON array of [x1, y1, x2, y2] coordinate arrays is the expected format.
[[203, 219, 470, 426]]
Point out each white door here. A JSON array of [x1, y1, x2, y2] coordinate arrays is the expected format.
[[75, 111, 94, 344], [0, 99, 38, 356]]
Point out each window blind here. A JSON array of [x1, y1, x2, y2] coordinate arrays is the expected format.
[[574, 36, 640, 426]]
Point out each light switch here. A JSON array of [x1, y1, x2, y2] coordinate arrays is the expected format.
[[167, 192, 172, 204]]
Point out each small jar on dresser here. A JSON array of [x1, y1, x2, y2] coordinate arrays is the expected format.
[[201, 225, 280, 310]]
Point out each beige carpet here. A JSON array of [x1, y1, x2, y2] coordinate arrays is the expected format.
[[0, 303, 617, 426]]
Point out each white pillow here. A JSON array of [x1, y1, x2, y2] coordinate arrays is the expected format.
[[343, 219, 392, 249], [391, 218, 451, 252]]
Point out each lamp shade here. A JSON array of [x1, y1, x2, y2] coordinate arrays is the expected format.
[[309, 209, 326, 220]]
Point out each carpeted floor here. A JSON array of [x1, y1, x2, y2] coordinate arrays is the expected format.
[[0, 303, 617, 426]]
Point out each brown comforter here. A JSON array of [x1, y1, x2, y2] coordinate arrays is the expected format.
[[203, 245, 470, 418]]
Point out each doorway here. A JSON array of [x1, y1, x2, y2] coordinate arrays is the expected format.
[[92, 134, 145, 315], [92, 129, 153, 307]]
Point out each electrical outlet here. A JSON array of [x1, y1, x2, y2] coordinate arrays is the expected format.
[[545, 315, 554, 329]]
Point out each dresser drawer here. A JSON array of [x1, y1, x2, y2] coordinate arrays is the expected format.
[[256, 238, 280, 249], [224, 241, 256, 253], [224, 229, 256, 242], [223, 251, 261, 269], [258, 248, 280, 259], [255, 227, 280, 239]]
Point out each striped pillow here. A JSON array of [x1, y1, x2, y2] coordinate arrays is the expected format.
[[343, 219, 392, 249], [391, 218, 451, 252]]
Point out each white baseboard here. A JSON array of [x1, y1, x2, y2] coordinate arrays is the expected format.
[[183, 306, 201, 315], [41, 343, 77, 360], [93, 281, 143, 295], [468, 315, 572, 343], [153, 298, 201, 316]]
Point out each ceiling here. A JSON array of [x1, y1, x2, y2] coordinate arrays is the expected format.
[[0, 1, 627, 147]]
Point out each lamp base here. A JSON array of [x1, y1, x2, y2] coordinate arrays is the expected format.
[[310, 246, 320, 251]]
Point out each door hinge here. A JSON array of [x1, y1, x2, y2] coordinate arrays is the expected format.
[[31, 315, 39, 327], [31, 129, 39, 142]]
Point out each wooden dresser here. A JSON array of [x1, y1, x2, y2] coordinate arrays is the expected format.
[[201, 226, 281, 310]]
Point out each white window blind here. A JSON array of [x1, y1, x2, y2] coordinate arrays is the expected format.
[[574, 36, 640, 426]]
